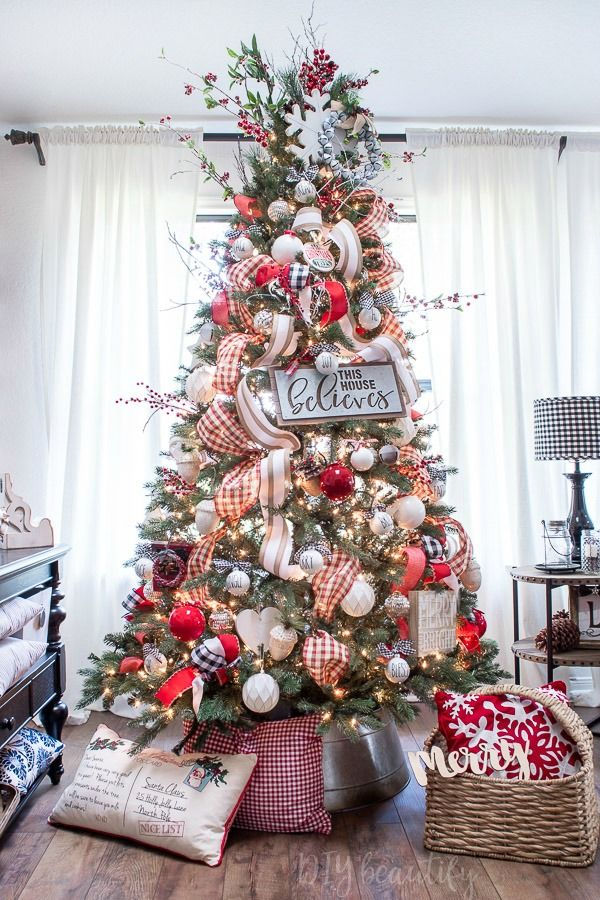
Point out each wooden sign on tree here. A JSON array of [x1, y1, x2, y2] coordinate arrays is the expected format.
[[408, 590, 457, 656]]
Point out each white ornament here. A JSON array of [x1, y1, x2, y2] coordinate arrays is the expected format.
[[236, 607, 282, 654], [185, 365, 216, 405], [460, 559, 482, 592], [242, 672, 280, 714], [144, 650, 168, 676], [369, 510, 394, 536], [350, 447, 375, 472], [271, 232, 304, 265], [231, 235, 254, 260], [267, 199, 291, 222], [253, 310, 273, 334], [269, 624, 298, 661], [358, 307, 382, 330], [197, 322, 216, 346], [385, 656, 410, 684], [379, 444, 400, 465], [393, 495, 426, 529], [340, 581, 376, 617], [299, 548, 325, 575], [134, 558, 153, 581], [194, 498, 220, 534], [294, 179, 317, 203], [226, 569, 251, 597], [285, 90, 332, 163], [314, 351, 338, 375]]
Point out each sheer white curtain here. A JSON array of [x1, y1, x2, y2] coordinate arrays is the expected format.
[[406, 129, 570, 682], [41, 126, 200, 714]]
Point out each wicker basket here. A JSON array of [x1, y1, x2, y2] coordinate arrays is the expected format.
[[0, 783, 20, 838], [423, 683, 599, 867]]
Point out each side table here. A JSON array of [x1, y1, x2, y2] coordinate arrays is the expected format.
[[509, 565, 600, 730]]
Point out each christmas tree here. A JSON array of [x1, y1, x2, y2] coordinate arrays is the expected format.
[[79, 32, 504, 748]]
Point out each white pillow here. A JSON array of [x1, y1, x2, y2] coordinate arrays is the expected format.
[[49, 724, 257, 866], [0, 638, 47, 694], [0, 596, 44, 640]]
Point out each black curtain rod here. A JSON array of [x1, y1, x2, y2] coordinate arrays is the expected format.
[[203, 132, 408, 143]]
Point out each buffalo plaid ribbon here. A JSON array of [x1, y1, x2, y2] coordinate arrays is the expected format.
[[376, 639, 414, 659], [303, 630, 350, 686], [196, 400, 255, 455], [122, 586, 143, 615], [227, 254, 272, 293], [214, 456, 262, 521], [311, 550, 361, 622], [422, 535, 444, 561], [215, 332, 255, 395], [185, 527, 227, 607], [286, 262, 311, 293], [438, 516, 473, 577], [190, 641, 226, 676]]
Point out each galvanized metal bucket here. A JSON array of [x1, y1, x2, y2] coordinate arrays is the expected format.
[[322, 709, 411, 811]]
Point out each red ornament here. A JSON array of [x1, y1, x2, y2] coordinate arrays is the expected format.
[[119, 656, 144, 674], [456, 616, 481, 654], [396, 617, 410, 642], [168, 605, 206, 642], [472, 608, 487, 637], [319, 463, 355, 502]]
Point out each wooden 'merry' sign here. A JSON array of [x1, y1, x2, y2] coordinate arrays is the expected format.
[[408, 590, 457, 656], [270, 361, 406, 425]]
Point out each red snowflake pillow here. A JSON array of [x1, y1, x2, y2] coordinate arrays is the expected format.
[[434, 681, 582, 780], [183, 714, 331, 834]]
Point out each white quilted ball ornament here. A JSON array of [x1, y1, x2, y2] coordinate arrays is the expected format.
[[267, 199, 291, 222], [298, 548, 325, 575], [271, 231, 304, 265], [340, 580, 376, 617], [253, 309, 274, 334], [314, 351, 338, 375], [393, 495, 426, 529], [242, 672, 280, 714], [194, 498, 220, 534], [226, 569, 251, 597], [294, 180, 317, 203], [358, 307, 382, 330], [197, 322, 216, 346], [134, 558, 153, 581], [269, 624, 298, 661], [460, 559, 482, 592], [185, 365, 217, 405], [231, 235, 254, 260], [385, 656, 410, 684], [350, 447, 375, 472], [379, 444, 400, 464], [369, 510, 394, 536]]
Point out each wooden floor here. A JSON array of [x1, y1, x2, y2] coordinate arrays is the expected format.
[[1, 705, 599, 900]]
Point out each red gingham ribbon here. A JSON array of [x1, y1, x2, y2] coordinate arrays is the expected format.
[[311, 550, 361, 622], [438, 516, 473, 577], [381, 309, 407, 346], [196, 400, 255, 455], [227, 254, 272, 293], [365, 242, 404, 292], [185, 527, 227, 606], [352, 189, 391, 238], [215, 332, 255, 395], [303, 630, 350, 686], [396, 447, 434, 501], [214, 456, 262, 522]]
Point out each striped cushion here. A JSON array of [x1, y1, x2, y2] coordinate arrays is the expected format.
[[0, 638, 47, 695], [0, 596, 44, 640]]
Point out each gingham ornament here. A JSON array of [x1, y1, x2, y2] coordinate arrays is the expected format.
[[302, 630, 350, 686]]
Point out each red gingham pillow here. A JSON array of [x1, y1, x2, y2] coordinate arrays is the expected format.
[[183, 714, 331, 834], [435, 681, 582, 781]]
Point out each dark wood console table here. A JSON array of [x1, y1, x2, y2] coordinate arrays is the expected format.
[[0, 544, 69, 829]]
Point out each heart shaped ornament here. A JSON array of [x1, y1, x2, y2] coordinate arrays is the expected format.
[[235, 607, 283, 654]]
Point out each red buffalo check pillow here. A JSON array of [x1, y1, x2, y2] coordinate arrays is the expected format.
[[434, 681, 582, 780], [183, 714, 331, 834]]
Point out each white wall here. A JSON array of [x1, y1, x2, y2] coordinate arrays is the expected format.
[[0, 130, 48, 512]]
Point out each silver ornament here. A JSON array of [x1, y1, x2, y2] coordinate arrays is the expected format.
[[379, 444, 401, 465], [253, 309, 274, 334], [384, 593, 410, 618]]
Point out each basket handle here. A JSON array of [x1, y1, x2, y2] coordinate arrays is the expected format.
[[473, 682, 594, 763]]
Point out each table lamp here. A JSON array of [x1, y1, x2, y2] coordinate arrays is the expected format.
[[534, 396, 600, 564]]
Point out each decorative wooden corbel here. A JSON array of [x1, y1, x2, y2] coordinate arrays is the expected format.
[[0, 474, 54, 549]]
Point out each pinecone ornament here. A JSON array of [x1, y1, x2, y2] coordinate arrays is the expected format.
[[534, 610, 580, 652]]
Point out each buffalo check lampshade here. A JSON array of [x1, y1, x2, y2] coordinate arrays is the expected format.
[[533, 396, 600, 461]]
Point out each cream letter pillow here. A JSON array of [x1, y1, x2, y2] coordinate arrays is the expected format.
[[49, 725, 257, 866]]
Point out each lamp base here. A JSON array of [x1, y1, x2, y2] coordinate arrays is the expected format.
[[564, 461, 594, 564]]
